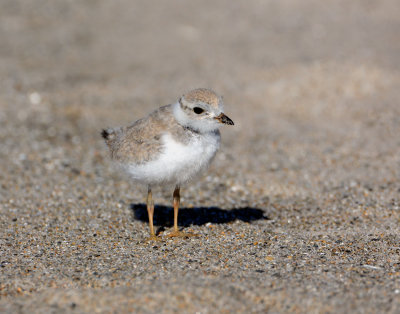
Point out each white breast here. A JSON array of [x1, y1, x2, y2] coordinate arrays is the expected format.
[[126, 132, 220, 186]]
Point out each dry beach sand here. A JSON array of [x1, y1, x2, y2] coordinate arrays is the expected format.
[[1, 0, 400, 312]]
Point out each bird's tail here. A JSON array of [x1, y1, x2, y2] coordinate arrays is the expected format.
[[101, 128, 113, 140], [101, 128, 119, 146]]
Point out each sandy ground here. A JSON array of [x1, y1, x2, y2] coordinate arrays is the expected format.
[[1, 0, 400, 313]]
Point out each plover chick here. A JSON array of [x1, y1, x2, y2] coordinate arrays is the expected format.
[[101, 88, 234, 239]]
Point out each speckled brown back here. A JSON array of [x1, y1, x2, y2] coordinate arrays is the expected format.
[[104, 105, 198, 164]]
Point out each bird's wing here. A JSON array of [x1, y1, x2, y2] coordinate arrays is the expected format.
[[109, 105, 174, 164]]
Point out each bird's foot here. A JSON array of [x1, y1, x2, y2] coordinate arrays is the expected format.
[[166, 230, 199, 238], [145, 234, 162, 242]]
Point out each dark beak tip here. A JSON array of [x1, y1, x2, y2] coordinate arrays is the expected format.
[[217, 113, 234, 125]]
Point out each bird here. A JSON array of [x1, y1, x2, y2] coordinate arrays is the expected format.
[[101, 88, 234, 240]]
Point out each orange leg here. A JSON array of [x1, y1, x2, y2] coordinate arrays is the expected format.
[[167, 186, 198, 238], [173, 185, 180, 233], [146, 187, 157, 240]]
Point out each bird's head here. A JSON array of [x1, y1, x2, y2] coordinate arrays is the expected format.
[[173, 88, 234, 133]]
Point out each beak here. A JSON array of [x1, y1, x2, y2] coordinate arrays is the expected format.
[[215, 113, 234, 125]]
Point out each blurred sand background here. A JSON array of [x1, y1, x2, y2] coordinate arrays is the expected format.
[[1, 0, 400, 312]]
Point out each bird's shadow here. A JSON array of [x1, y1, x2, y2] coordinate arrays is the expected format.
[[130, 203, 269, 229]]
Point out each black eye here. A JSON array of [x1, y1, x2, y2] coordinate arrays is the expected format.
[[193, 107, 204, 114]]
